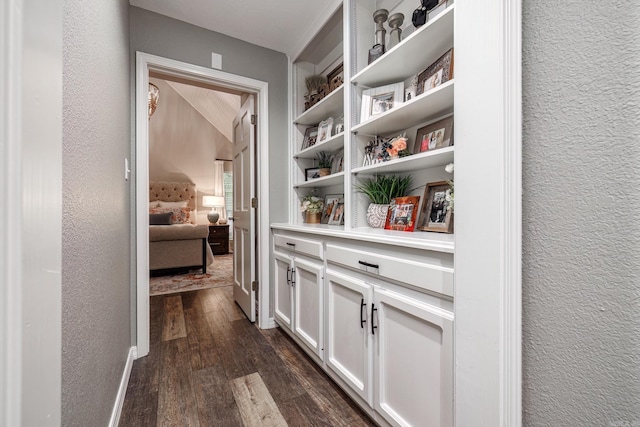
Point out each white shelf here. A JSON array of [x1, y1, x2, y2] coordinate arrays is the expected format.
[[271, 223, 454, 253], [294, 171, 345, 189], [352, 80, 454, 136], [352, 5, 455, 88], [353, 146, 454, 175], [295, 132, 345, 159], [294, 85, 344, 126]]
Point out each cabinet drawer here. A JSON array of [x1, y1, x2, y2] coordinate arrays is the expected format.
[[326, 243, 453, 297], [209, 226, 229, 236], [274, 233, 324, 260]]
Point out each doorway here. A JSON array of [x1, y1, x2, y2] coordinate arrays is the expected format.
[[135, 53, 271, 358]]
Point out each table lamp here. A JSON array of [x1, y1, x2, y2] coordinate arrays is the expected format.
[[202, 195, 225, 224]]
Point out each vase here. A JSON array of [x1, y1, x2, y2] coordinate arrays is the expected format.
[[305, 211, 322, 224], [318, 168, 331, 177], [366, 203, 390, 228]]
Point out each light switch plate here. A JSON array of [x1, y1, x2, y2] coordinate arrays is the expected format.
[[211, 52, 222, 70]]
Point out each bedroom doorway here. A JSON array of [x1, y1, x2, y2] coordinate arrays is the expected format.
[[135, 53, 271, 358]]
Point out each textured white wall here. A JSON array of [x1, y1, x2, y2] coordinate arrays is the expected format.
[[62, 0, 132, 425], [522, 1, 640, 425]]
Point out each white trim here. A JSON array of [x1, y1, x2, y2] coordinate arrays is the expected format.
[[108, 347, 136, 427], [1, 1, 23, 425], [135, 52, 271, 356]]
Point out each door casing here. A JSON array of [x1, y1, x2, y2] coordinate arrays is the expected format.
[[134, 52, 271, 358]]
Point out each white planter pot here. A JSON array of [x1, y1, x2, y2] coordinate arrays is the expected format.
[[366, 203, 390, 228]]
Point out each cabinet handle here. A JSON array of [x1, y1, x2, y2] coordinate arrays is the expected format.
[[291, 268, 296, 287], [360, 298, 367, 329], [358, 260, 379, 269], [371, 303, 378, 335], [286, 266, 291, 286], [286, 242, 296, 247]]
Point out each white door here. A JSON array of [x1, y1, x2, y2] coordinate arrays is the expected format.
[[232, 96, 256, 322], [373, 288, 454, 427], [273, 251, 293, 331], [325, 270, 373, 404], [293, 257, 324, 360]]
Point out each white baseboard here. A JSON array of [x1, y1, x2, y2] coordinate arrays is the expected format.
[[263, 317, 277, 329], [108, 346, 136, 427]]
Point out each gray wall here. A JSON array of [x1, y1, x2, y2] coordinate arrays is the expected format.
[[522, 1, 640, 425], [62, 0, 132, 425], [130, 6, 290, 319]]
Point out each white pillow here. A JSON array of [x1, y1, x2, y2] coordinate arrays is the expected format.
[[149, 200, 159, 208], [158, 200, 189, 208]]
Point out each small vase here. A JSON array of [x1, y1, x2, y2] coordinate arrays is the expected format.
[[366, 203, 390, 228], [318, 168, 331, 177], [305, 211, 322, 224]]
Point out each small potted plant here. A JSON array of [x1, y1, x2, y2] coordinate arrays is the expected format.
[[300, 193, 324, 224], [317, 151, 332, 177], [355, 174, 413, 228]]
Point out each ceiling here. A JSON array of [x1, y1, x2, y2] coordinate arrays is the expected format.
[[129, 0, 342, 58]]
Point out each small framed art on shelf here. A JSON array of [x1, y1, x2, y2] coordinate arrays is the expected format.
[[384, 196, 420, 232], [417, 181, 453, 233], [321, 194, 343, 224], [416, 48, 454, 96], [301, 126, 318, 151], [361, 83, 404, 122], [317, 117, 334, 143], [414, 115, 454, 153]]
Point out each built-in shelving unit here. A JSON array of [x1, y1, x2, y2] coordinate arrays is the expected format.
[[294, 172, 345, 189], [294, 86, 344, 126], [295, 132, 345, 159], [352, 146, 454, 175]]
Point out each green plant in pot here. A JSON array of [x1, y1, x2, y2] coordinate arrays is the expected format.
[[317, 151, 332, 177], [355, 174, 413, 228]]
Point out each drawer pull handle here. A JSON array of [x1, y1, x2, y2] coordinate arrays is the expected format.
[[286, 242, 296, 247], [286, 266, 291, 286], [360, 298, 367, 329], [371, 303, 378, 335], [358, 260, 379, 269], [291, 268, 296, 287]]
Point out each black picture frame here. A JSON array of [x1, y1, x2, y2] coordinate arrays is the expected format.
[[305, 167, 321, 181]]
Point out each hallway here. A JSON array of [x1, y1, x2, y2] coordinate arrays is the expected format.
[[119, 286, 375, 426]]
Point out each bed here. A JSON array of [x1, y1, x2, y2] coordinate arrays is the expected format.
[[148, 181, 214, 275]]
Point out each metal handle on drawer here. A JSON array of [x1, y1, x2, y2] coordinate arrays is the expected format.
[[360, 298, 367, 329], [358, 260, 379, 269], [286, 266, 291, 286], [371, 303, 378, 335], [286, 242, 296, 247], [291, 268, 296, 287]]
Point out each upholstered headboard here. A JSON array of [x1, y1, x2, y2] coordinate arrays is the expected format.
[[149, 182, 197, 221]]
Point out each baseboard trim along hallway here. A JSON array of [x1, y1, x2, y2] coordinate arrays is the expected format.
[[109, 347, 136, 427]]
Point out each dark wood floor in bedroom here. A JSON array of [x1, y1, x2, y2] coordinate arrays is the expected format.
[[119, 285, 375, 427]]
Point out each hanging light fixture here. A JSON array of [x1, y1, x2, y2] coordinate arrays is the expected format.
[[148, 83, 160, 118]]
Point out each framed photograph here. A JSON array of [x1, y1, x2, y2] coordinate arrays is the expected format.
[[322, 194, 343, 224], [416, 48, 454, 96], [327, 63, 344, 92], [384, 196, 420, 232], [330, 149, 344, 174], [305, 167, 321, 181], [361, 82, 404, 122], [417, 181, 453, 233], [317, 117, 334, 143], [301, 126, 318, 151], [414, 115, 454, 153], [328, 201, 345, 225]]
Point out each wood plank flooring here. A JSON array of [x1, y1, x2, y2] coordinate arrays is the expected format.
[[119, 285, 376, 427]]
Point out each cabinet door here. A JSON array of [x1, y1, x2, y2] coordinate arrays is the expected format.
[[325, 270, 373, 404], [273, 251, 293, 331], [293, 257, 324, 359], [373, 288, 454, 427]]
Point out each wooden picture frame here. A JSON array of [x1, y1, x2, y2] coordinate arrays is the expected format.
[[361, 82, 404, 122], [384, 196, 420, 232], [327, 63, 344, 92], [414, 115, 454, 153], [322, 194, 343, 224], [417, 181, 453, 233], [417, 48, 454, 96], [317, 117, 334, 143], [301, 126, 318, 151], [305, 167, 321, 181]]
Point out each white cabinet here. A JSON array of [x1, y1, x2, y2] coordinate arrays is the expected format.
[[273, 234, 325, 361], [373, 288, 453, 427]]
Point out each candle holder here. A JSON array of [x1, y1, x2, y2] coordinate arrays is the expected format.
[[368, 9, 389, 64], [387, 13, 404, 50]]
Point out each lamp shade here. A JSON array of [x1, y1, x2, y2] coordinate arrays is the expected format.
[[202, 195, 225, 208]]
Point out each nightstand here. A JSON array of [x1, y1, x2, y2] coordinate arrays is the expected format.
[[208, 224, 230, 255]]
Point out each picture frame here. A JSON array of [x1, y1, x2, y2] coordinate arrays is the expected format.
[[416, 48, 454, 96], [327, 63, 344, 92], [305, 167, 321, 181], [301, 126, 318, 151], [417, 181, 453, 233], [384, 196, 420, 232], [328, 201, 345, 225], [321, 194, 344, 224], [414, 115, 454, 153], [317, 117, 334, 143], [361, 82, 404, 122], [330, 149, 344, 174]]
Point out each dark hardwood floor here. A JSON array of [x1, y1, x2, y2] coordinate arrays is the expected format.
[[119, 285, 376, 427]]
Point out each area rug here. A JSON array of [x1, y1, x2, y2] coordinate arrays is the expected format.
[[149, 254, 234, 296]]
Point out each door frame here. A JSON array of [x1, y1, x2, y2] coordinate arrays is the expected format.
[[135, 52, 270, 357]]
